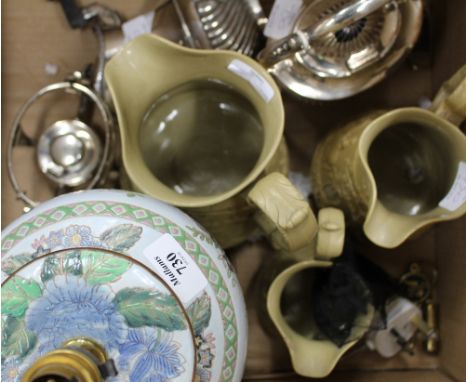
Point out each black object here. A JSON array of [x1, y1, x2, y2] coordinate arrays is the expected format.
[[76, 64, 96, 124], [312, 261, 371, 347], [58, 0, 87, 29], [32, 376, 74, 382], [312, 235, 403, 346], [353, 254, 401, 322]]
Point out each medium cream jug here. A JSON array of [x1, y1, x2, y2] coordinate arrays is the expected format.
[[105, 34, 316, 250], [262, 208, 374, 378], [311, 67, 466, 248]]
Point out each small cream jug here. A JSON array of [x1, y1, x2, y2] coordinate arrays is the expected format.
[[105, 34, 316, 250], [311, 66, 466, 248], [263, 208, 374, 378]]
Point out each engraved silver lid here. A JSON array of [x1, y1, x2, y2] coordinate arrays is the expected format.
[[295, 0, 401, 78], [260, 0, 423, 100]]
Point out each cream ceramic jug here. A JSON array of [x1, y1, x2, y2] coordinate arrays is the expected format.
[[311, 66, 466, 248], [262, 208, 374, 378], [105, 34, 317, 251]]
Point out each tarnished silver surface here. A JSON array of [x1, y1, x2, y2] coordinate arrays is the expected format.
[[37, 119, 101, 187], [7, 80, 114, 208], [261, 0, 423, 100], [100, 0, 263, 61]]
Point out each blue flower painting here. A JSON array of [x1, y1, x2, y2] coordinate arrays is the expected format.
[[2, 235, 193, 382], [1, 357, 25, 381], [25, 275, 127, 355], [63, 225, 98, 247], [119, 328, 185, 382], [194, 332, 216, 382], [45, 229, 64, 249]]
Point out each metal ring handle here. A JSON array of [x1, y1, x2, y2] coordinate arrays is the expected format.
[[7, 80, 114, 209]]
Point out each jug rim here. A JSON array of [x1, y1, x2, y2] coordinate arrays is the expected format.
[[358, 107, 466, 247], [266, 259, 371, 377], [105, 34, 285, 208]]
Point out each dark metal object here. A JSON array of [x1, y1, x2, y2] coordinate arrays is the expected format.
[[423, 300, 439, 354], [58, 0, 122, 30], [399, 263, 432, 304], [58, 0, 86, 28], [399, 262, 440, 355], [390, 328, 415, 355]]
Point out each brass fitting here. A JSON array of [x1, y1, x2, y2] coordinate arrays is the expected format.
[[21, 338, 116, 382]]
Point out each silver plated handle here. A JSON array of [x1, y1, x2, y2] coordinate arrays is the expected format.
[[309, 0, 391, 39]]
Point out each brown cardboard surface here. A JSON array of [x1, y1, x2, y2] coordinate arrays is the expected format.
[[1, 1, 465, 381], [1, 0, 178, 225], [423, 0, 466, 379], [245, 370, 453, 382], [436, 219, 466, 381], [2, 0, 97, 222]]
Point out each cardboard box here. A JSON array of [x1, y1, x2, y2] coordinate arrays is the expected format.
[[2, 1, 465, 381]]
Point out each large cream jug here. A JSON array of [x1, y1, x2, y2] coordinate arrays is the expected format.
[[105, 34, 316, 251]]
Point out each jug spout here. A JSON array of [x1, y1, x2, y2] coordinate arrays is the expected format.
[[105, 33, 195, 134], [361, 108, 466, 248], [363, 202, 426, 248], [266, 258, 374, 378]]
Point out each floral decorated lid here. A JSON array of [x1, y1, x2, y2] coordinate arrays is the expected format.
[[1, 248, 196, 382], [2, 189, 248, 382]]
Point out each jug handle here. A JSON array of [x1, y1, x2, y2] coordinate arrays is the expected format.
[[316, 208, 345, 259], [430, 65, 466, 126], [247, 172, 318, 252]]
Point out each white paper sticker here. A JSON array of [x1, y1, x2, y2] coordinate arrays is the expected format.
[[143, 234, 208, 304], [439, 162, 466, 211], [228, 59, 274, 102], [263, 0, 303, 39], [122, 11, 155, 43]]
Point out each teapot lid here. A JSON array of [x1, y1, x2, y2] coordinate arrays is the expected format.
[[263, 0, 423, 100], [37, 119, 102, 187], [1, 248, 196, 381]]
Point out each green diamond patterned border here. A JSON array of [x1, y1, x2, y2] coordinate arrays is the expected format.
[[2, 201, 239, 382]]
